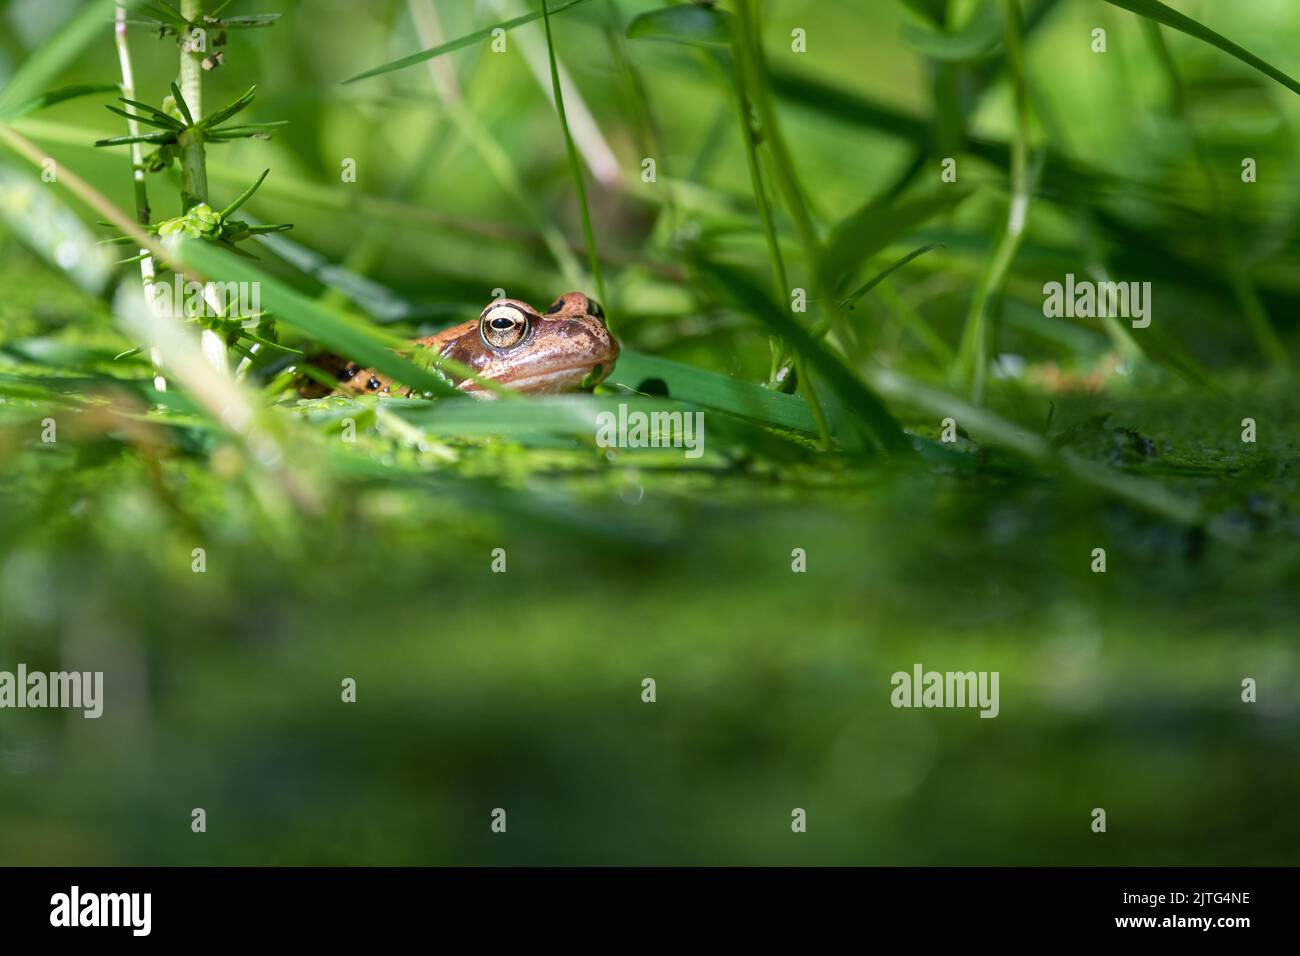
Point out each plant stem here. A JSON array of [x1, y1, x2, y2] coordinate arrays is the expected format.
[[956, 0, 1032, 404], [541, 0, 607, 315], [731, 0, 819, 261], [114, 4, 166, 392], [178, 0, 208, 212], [177, 0, 227, 373], [729, 0, 834, 446], [725, 47, 788, 369]]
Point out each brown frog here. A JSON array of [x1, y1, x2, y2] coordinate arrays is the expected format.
[[327, 292, 618, 398]]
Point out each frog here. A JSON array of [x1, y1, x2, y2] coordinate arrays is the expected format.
[[321, 292, 618, 399]]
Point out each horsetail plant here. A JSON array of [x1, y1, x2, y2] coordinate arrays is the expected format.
[[98, 0, 290, 379]]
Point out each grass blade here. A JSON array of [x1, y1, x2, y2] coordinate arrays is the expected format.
[[626, 5, 731, 44], [610, 349, 818, 433], [343, 0, 594, 84], [838, 241, 945, 310], [1102, 0, 1300, 96], [540, 0, 606, 310]]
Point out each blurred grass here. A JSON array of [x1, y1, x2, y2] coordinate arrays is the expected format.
[[0, 0, 1298, 865]]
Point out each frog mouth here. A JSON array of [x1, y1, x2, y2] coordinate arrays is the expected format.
[[467, 359, 615, 396]]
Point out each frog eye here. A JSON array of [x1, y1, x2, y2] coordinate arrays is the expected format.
[[480, 305, 530, 349], [587, 299, 605, 322]]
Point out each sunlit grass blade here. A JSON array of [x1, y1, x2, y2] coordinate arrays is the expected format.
[[343, 0, 594, 84], [1102, 0, 1300, 96]]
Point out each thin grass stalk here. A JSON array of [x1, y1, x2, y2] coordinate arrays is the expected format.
[[725, 44, 787, 371], [723, 33, 830, 445], [541, 0, 607, 315], [956, 0, 1032, 403], [727, 0, 834, 444], [114, 3, 165, 392], [731, 0, 818, 260]]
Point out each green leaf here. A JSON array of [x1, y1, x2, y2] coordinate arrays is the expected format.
[[206, 121, 289, 141], [176, 240, 469, 398], [0, 0, 140, 120], [609, 349, 818, 434], [838, 241, 945, 310], [343, 0, 594, 84], [94, 131, 179, 147], [901, 0, 1002, 61], [821, 186, 972, 292], [219, 168, 270, 219], [140, 1, 188, 28], [1102, 0, 1300, 96], [169, 82, 194, 126], [105, 105, 182, 131], [626, 5, 732, 45], [199, 86, 257, 130], [10, 83, 120, 120], [118, 96, 186, 127], [899, 0, 950, 29], [212, 14, 281, 28]]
